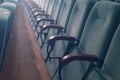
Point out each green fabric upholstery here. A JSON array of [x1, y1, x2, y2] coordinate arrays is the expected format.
[[66, 0, 96, 38], [102, 24, 120, 80], [60, 1, 120, 80], [5, 0, 18, 3], [42, 0, 76, 55], [0, 2, 17, 45], [0, 8, 11, 72], [50, 0, 63, 21], [0, 2, 16, 13], [42, 0, 49, 13], [79, 1, 120, 61], [47, 0, 56, 16], [0, 8, 11, 54], [52, 0, 97, 59], [87, 24, 120, 80], [45, 0, 96, 79], [56, 0, 76, 27], [115, 0, 120, 3]]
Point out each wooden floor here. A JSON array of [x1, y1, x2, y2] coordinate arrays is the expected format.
[[0, 2, 51, 80]]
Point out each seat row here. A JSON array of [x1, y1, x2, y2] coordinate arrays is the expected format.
[[0, 0, 17, 72], [25, 0, 120, 80]]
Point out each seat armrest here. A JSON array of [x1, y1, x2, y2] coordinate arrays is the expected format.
[[36, 18, 55, 24], [48, 35, 79, 43], [30, 6, 38, 9], [31, 8, 39, 11], [41, 24, 63, 31], [52, 54, 99, 79], [31, 9, 44, 13], [60, 54, 99, 67], [34, 12, 49, 18]]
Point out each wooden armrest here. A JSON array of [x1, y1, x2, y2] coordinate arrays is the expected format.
[[31, 8, 44, 13], [36, 18, 55, 24], [60, 54, 99, 67], [48, 35, 78, 43], [41, 24, 63, 31], [34, 13, 49, 18]]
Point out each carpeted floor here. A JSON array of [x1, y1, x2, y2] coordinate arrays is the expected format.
[[0, 2, 51, 80]]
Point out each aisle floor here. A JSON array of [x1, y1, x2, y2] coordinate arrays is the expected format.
[[0, 3, 51, 80]]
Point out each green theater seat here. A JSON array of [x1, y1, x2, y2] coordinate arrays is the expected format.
[[0, 8, 11, 72], [115, 0, 120, 3], [53, 1, 120, 80], [45, 0, 97, 61], [4, 0, 18, 3], [37, 0, 76, 47], [0, 2, 16, 13], [0, 2, 17, 45], [87, 24, 120, 80], [44, 0, 96, 79]]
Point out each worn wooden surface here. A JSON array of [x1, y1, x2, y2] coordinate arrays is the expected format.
[[0, 3, 51, 80]]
